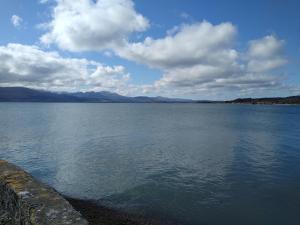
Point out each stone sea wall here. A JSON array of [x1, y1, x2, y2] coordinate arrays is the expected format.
[[0, 160, 89, 225]]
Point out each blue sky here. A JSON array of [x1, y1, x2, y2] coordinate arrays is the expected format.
[[0, 0, 299, 100]]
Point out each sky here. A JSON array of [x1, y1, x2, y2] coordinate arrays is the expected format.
[[0, 0, 299, 100]]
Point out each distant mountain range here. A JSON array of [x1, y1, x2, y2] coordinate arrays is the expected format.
[[0, 87, 299, 104], [0, 87, 195, 103]]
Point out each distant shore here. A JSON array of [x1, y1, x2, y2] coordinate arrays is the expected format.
[[1, 87, 299, 104], [224, 96, 300, 105]]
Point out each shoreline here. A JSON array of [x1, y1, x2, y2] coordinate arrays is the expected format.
[[0, 159, 177, 225], [66, 197, 178, 225]]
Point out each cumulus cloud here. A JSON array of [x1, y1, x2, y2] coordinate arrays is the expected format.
[[37, 0, 289, 98], [247, 35, 287, 72], [0, 43, 131, 94], [117, 22, 287, 96], [40, 0, 149, 51], [117, 21, 238, 69], [11, 15, 23, 27]]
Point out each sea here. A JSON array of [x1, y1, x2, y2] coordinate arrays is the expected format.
[[0, 103, 299, 225]]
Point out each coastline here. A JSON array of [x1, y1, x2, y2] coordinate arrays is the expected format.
[[66, 197, 178, 225], [0, 159, 176, 225]]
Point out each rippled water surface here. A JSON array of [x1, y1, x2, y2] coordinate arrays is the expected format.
[[0, 103, 300, 225]]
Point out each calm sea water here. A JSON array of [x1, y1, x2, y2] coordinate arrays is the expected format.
[[0, 103, 300, 225]]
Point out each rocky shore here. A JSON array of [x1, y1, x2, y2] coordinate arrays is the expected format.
[[0, 160, 177, 225]]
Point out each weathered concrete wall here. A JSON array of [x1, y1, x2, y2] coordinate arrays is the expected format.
[[0, 160, 89, 225]]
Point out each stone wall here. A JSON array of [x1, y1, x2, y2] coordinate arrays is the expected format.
[[0, 160, 89, 225]]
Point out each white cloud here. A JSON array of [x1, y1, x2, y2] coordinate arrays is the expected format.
[[117, 22, 287, 97], [180, 12, 191, 20], [39, 0, 49, 4], [11, 15, 23, 27], [247, 35, 287, 72], [117, 21, 238, 69], [40, 0, 149, 51], [0, 43, 131, 94], [37, 0, 290, 98]]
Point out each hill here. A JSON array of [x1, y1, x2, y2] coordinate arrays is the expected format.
[[226, 96, 300, 104], [0, 87, 194, 103]]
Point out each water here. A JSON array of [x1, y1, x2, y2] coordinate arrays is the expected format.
[[0, 103, 300, 225]]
